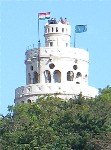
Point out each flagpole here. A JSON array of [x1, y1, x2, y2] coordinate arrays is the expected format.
[[38, 14, 40, 83], [38, 15, 40, 43], [37, 12, 51, 83]]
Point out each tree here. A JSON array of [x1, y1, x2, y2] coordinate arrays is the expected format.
[[0, 88, 111, 150]]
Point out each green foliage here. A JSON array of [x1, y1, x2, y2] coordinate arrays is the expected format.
[[1, 89, 111, 150]]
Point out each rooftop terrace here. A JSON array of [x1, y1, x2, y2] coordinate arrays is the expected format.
[[48, 17, 69, 25]]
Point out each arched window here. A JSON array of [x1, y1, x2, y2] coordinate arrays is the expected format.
[[62, 28, 64, 32], [53, 70, 61, 83], [27, 99, 31, 103], [56, 27, 58, 32], [30, 65, 33, 71], [44, 70, 51, 83], [50, 42, 53, 47], [33, 71, 38, 84], [67, 71, 74, 81], [28, 73, 31, 84]]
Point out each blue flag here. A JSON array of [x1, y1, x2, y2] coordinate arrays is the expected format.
[[75, 25, 87, 33]]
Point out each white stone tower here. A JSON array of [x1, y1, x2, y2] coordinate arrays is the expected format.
[[15, 18, 98, 104]]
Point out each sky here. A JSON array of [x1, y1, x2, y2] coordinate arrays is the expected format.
[[1, 0, 111, 115]]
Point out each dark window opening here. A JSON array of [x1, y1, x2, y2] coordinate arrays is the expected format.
[[33, 71, 38, 84], [67, 71, 74, 81], [50, 42, 53, 47], [44, 70, 51, 83], [53, 70, 61, 83], [62, 28, 64, 32], [76, 82, 80, 84], [76, 72, 82, 78], [85, 74, 87, 78], [31, 66, 33, 71], [49, 63, 55, 69], [73, 65, 78, 70], [27, 99, 31, 103], [56, 27, 58, 32]]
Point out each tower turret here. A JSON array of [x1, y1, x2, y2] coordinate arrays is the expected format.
[[44, 18, 71, 47], [25, 48, 38, 85]]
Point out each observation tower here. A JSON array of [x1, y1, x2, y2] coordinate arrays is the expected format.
[[14, 17, 98, 104]]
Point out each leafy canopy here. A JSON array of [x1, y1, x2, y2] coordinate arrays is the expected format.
[[1, 87, 111, 150]]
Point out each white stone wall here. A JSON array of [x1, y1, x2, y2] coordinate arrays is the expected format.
[[15, 83, 98, 104], [39, 47, 89, 85]]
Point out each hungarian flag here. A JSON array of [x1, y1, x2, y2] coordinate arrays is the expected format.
[[75, 25, 87, 33], [38, 12, 50, 20]]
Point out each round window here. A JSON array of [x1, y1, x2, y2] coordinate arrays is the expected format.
[[73, 65, 78, 70], [76, 72, 82, 78], [49, 63, 55, 69]]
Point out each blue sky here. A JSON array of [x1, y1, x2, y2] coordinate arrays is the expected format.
[[1, 0, 111, 115]]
